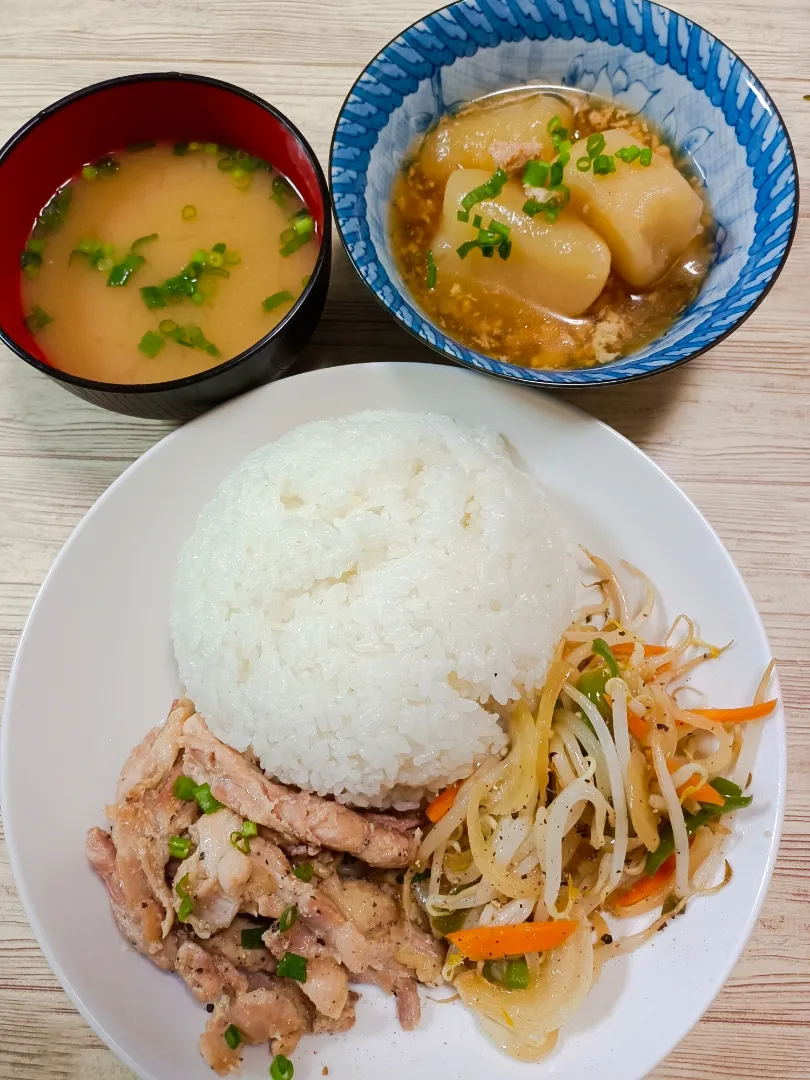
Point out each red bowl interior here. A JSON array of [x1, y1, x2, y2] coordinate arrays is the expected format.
[[0, 73, 326, 368]]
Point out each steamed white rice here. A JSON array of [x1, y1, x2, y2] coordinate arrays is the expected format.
[[171, 410, 576, 805]]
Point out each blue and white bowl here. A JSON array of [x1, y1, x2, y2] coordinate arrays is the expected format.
[[330, 0, 798, 387]]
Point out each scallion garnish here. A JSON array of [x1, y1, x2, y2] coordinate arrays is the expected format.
[[301, 273, 311, 288], [230, 830, 251, 854], [175, 873, 194, 921], [275, 951, 308, 982], [522, 159, 549, 188], [279, 905, 298, 933], [242, 820, 258, 837], [224, 250, 241, 265], [173, 774, 197, 800], [182, 205, 198, 221], [108, 252, 146, 287], [280, 233, 311, 257], [194, 782, 224, 814], [576, 156, 592, 172], [272, 175, 292, 206], [138, 330, 164, 358], [240, 924, 268, 949], [212, 242, 227, 254], [293, 862, 314, 882], [472, 213, 483, 229], [263, 291, 295, 312], [159, 319, 178, 334], [592, 154, 616, 175], [24, 305, 52, 332], [549, 160, 564, 187], [131, 233, 158, 254], [426, 249, 437, 289], [615, 145, 642, 164], [224, 1024, 242, 1051], [457, 168, 508, 221], [292, 211, 314, 236], [82, 165, 98, 181], [168, 835, 192, 859], [587, 133, 606, 159], [270, 1054, 294, 1080], [639, 146, 653, 167]]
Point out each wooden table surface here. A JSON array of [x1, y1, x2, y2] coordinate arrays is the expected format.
[[0, 0, 808, 1076]]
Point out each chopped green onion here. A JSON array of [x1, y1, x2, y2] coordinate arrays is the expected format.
[[191, 290, 205, 306], [522, 198, 546, 217], [555, 139, 572, 165], [498, 238, 512, 260], [280, 228, 296, 244], [576, 157, 592, 172], [272, 175, 292, 202], [263, 291, 295, 312], [242, 820, 258, 837], [140, 285, 166, 309], [182, 205, 197, 221], [489, 219, 510, 239], [270, 1054, 294, 1080], [592, 637, 619, 677], [172, 774, 197, 801], [175, 873, 194, 921], [592, 154, 616, 175], [293, 862, 314, 882], [218, 155, 235, 171], [457, 209, 469, 222], [457, 168, 508, 218], [204, 142, 218, 155], [710, 777, 743, 798], [301, 273, 311, 288], [20, 250, 43, 273], [280, 233, 311, 257], [131, 233, 158, 254], [241, 925, 268, 949], [24, 305, 52, 331], [549, 161, 564, 187], [208, 252, 224, 268], [97, 256, 114, 273], [230, 830, 251, 855], [108, 252, 145, 287], [138, 330, 164, 358], [547, 114, 562, 134], [275, 951, 308, 982], [194, 782, 224, 814], [426, 249, 437, 289], [587, 133, 606, 159], [191, 249, 207, 265], [26, 238, 46, 254], [279, 905, 298, 933], [168, 835, 192, 859], [224, 1025, 242, 1051], [95, 156, 119, 177], [82, 164, 98, 181], [472, 213, 483, 228], [159, 319, 178, 334], [616, 145, 642, 164], [174, 142, 190, 156], [224, 250, 241, 265], [522, 159, 549, 188], [639, 146, 653, 167], [292, 213, 314, 236], [212, 242, 227, 254]]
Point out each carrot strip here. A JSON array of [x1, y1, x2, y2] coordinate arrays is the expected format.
[[627, 712, 649, 741], [688, 783, 725, 806], [425, 783, 461, 823], [690, 699, 777, 723], [612, 854, 675, 908], [611, 642, 669, 657], [446, 920, 578, 960]]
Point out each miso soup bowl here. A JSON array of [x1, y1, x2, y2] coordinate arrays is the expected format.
[[331, 0, 798, 388], [0, 73, 331, 420]]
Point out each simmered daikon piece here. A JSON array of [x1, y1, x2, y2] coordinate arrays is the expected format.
[[420, 94, 574, 183], [566, 129, 704, 288], [432, 169, 610, 318]]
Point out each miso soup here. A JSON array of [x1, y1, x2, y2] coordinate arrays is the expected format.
[[21, 142, 319, 384], [390, 88, 715, 369]]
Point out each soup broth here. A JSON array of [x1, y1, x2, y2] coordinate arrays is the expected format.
[[21, 143, 319, 384], [390, 88, 715, 369]]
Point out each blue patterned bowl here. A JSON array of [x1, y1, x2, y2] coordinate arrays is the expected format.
[[330, 0, 797, 387]]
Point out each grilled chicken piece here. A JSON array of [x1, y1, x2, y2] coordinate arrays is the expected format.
[[200, 998, 242, 1076], [206, 918, 279, 972], [173, 809, 253, 938], [312, 992, 358, 1034], [85, 827, 178, 970], [180, 715, 419, 868], [176, 940, 247, 1002], [228, 979, 312, 1045], [393, 977, 422, 1031], [116, 698, 195, 804], [299, 955, 350, 1020]]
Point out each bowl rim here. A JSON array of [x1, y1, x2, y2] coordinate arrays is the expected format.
[[328, 0, 800, 387], [0, 70, 331, 397]]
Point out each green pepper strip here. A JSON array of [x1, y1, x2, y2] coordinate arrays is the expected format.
[[645, 793, 753, 874], [592, 638, 619, 678]]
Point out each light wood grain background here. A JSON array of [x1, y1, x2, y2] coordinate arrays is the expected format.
[[0, 0, 808, 1076]]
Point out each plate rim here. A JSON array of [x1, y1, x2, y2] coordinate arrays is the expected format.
[[0, 361, 787, 1079]]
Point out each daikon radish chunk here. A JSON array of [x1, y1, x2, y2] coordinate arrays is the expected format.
[[420, 95, 574, 183], [431, 169, 610, 319], [566, 129, 704, 288]]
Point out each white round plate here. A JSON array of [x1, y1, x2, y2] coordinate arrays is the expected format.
[[2, 362, 785, 1080]]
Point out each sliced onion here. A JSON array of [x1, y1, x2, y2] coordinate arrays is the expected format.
[[651, 734, 689, 896]]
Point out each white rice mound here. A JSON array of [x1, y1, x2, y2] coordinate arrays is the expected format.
[[171, 410, 576, 806]]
